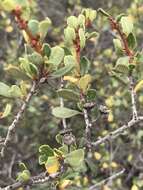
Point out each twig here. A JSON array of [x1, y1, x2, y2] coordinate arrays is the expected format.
[[109, 16, 138, 120], [128, 76, 138, 120], [0, 81, 37, 158], [8, 153, 16, 179], [83, 107, 92, 142], [89, 169, 125, 190], [0, 172, 60, 190], [60, 78, 67, 130], [80, 93, 92, 148], [91, 116, 143, 147]]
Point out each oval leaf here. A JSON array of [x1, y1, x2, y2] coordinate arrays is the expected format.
[[57, 89, 79, 101], [52, 107, 80, 118], [65, 149, 84, 168], [49, 46, 64, 67], [51, 63, 75, 78]]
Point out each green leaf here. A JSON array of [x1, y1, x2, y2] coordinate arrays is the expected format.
[[85, 31, 98, 40], [0, 82, 11, 98], [42, 43, 51, 57], [114, 56, 129, 74], [51, 63, 75, 78], [1, 0, 16, 12], [116, 13, 127, 22], [59, 145, 69, 155], [87, 89, 97, 101], [1, 104, 12, 119], [64, 27, 76, 45], [67, 16, 78, 29], [113, 38, 123, 55], [0, 83, 22, 98], [82, 8, 97, 21], [78, 74, 92, 93], [28, 19, 39, 37], [64, 55, 76, 65], [127, 32, 137, 50], [4, 64, 28, 80], [79, 28, 86, 49], [136, 53, 143, 63], [55, 134, 63, 144], [19, 57, 38, 78], [19, 162, 28, 171], [39, 145, 54, 165], [39, 17, 51, 40], [98, 8, 110, 17], [27, 52, 43, 65], [9, 85, 23, 98], [88, 9, 97, 21], [80, 56, 90, 76], [52, 107, 80, 119], [78, 14, 85, 28], [65, 149, 84, 168], [62, 47, 72, 56], [17, 170, 30, 182], [49, 46, 64, 67], [29, 63, 38, 77], [14, 0, 28, 7], [134, 80, 143, 93], [57, 89, 79, 101], [120, 16, 133, 36]]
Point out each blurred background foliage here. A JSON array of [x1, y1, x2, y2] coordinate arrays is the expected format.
[[0, 0, 143, 189]]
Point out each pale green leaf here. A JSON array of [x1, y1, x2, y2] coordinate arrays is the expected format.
[[28, 19, 39, 37], [51, 63, 75, 78], [79, 28, 86, 49], [52, 107, 80, 118], [49, 46, 64, 67], [57, 89, 79, 101], [120, 16, 133, 36], [65, 149, 85, 168], [0, 82, 11, 98], [1, 104, 12, 118], [67, 16, 78, 29], [39, 17, 51, 40]]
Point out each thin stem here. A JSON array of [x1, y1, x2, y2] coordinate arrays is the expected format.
[[109, 16, 138, 120], [83, 108, 92, 142], [0, 172, 60, 190], [89, 169, 125, 190], [109, 17, 133, 57], [0, 81, 37, 158], [128, 76, 138, 120], [81, 93, 92, 148], [91, 116, 143, 147]]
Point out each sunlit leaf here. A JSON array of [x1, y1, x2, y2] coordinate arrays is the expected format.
[[0, 104, 12, 119], [49, 46, 64, 67], [65, 149, 84, 168], [45, 156, 60, 174], [134, 80, 143, 93], [27, 19, 39, 37], [57, 89, 79, 101], [120, 16, 133, 36], [52, 107, 80, 118]]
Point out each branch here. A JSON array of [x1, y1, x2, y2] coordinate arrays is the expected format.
[[80, 93, 92, 148], [0, 81, 37, 158], [83, 107, 92, 142], [91, 116, 143, 147], [89, 169, 125, 190], [128, 76, 138, 120], [0, 172, 60, 190], [109, 16, 138, 120]]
